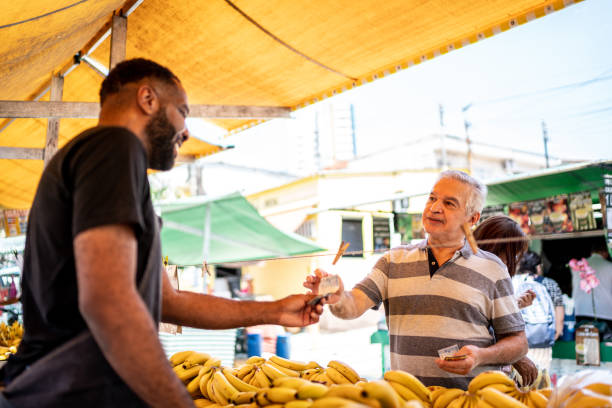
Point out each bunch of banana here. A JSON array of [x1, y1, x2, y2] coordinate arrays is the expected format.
[[383, 370, 430, 405], [468, 370, 548, 408], [429, 388, 467, 408], [324, 361, 361, 385], [477, 387, 528, 408], [0, 321, 23, 347]]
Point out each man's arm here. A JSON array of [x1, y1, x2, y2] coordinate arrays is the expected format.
[[303, 269, 375, 320], [75, 224, 193, 408], [435, 331, 528, 375], [555, 306, 565, 339], [329, 288, 376, 320], [161, 271, 323, 329]]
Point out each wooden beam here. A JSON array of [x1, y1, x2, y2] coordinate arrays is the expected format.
[[0, 147, 44, 160], [0, 101, 291, 119], [188, 105, 291, 119], [110, 14, 127, 69], [44, 75, 64, 166]]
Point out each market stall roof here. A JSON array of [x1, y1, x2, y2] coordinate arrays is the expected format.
[[160, 193, 324, 266], [486, 160, 612, 206], [0, 0, 584, 209]]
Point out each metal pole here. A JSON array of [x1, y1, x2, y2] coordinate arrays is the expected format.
[[542, 120, 550, 168]]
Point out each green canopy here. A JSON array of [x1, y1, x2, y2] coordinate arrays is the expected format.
[[160, 193, 324, 265], [486, 160, 612, 206]]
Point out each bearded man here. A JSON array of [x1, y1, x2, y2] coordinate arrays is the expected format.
[[1, 59, 323, 408]]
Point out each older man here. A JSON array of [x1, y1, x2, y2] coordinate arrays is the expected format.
[[305, 170, 527, 389], [1, 59, 323, 408]]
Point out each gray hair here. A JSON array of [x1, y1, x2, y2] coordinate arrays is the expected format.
[[437, 170, 487, 216]]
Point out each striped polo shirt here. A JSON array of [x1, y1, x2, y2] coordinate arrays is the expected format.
[[355, 239, 524, 389]]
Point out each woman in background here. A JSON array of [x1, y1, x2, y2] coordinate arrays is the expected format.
[[473, 215, 538, 385]]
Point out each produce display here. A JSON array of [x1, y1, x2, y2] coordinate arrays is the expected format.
[[168, 351, 565, 408], [0, 321, 23, 360]]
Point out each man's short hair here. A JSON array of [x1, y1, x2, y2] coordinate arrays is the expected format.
[[437, 170, 487, 215], [99, 58, 180, 105]]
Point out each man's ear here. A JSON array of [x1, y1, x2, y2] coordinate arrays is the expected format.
[[136, 84, 158, 115], [470, 212, 481, 226]]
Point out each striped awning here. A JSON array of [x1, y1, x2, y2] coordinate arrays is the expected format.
[[0, 0, 584, 208]]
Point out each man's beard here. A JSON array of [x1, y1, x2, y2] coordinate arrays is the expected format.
[[145, 107, 178, 171]]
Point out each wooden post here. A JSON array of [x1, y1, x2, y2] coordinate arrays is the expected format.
[[43, 75, 64, 166], [110, 14, 127, 69]]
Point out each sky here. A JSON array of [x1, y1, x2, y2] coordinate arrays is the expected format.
[[186, 0, 612, 176]]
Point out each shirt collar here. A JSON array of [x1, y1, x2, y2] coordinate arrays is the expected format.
[[419, 237, 473, 258]]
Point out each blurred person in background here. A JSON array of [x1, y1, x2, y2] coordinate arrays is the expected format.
[[572, 237, 612, 336], [473, 215, 538, 385], [519, 251, 564, 340]]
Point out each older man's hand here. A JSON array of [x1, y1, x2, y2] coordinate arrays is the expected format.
[[434, 345, 481, 375]]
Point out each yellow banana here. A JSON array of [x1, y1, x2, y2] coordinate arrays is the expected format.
[[265, 386, 299, 403], [326, 367, 352, 384], [254, 367, 273, 388], [208, 377, 228, 406], [212, 370, 240, 400], [383, 371, 430, 402], [297, 383, 330, 400], [584, 382, 612, 396], [177, 365, 202, 383], [193, 399, 215, 407], [477, 387, 527, 408], [261, 362, 289, 381], [468, 371, 515, 395], [561, 388, 612, 408], [199, 369, 214, 399], [267, 360, 301, 377], [483, 383, 520, 399], [446, 395, 467, 408], [273, 376, 311, 389], [307, 361, 324, 370], [525, 391, 547, 408], [236, 364, 256, 379], [432, 389, 464, 408], [540, 369, 551, 390], [302, 368, 324, 380], [286, 400, 314, 408], [360, 380, 401, 408], [202, 357, 222, 372], [430, 387, 449, 405], [169, 350, 195, 366], [242, 368, 257, 385], [232, 391, 257, 405], [269, 355, 311, 371], [183, 352, 211, 369], [328, 361, 360, 384], [256, 390, 273, 406], [313, 372, 334, 386], [311, 396, 371, 408], [246, 355, 266, 365], [325, 384, 381, 408], [387, 381, 421, 402], [187, 372, 204, 398], [538, 388, 551, 399], [222, 367, 258, 392]]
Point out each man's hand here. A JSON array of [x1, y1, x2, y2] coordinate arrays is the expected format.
[[276, 294, 325, 327], [434, 345, 481, 375], [303, 268, 345, 304], [512, 357, 537, 386], [517, 290, 536, 309]]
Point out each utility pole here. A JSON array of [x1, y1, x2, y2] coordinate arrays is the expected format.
[[461, 103, 473, 174], [438, 104, 447, 170], [464, 119, 473, 174], [541, 120, 550, 168]]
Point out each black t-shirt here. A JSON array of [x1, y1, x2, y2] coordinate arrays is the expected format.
[[4, 126, 159, 380]]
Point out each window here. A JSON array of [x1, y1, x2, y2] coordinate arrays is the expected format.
[[341, 219, 363, 257], [373, 217, 391, 251]]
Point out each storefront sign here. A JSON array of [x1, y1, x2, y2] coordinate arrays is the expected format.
[[602, 175, 612, 253]]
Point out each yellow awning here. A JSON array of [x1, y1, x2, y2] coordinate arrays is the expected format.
[[0, 0, 584, 208]]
